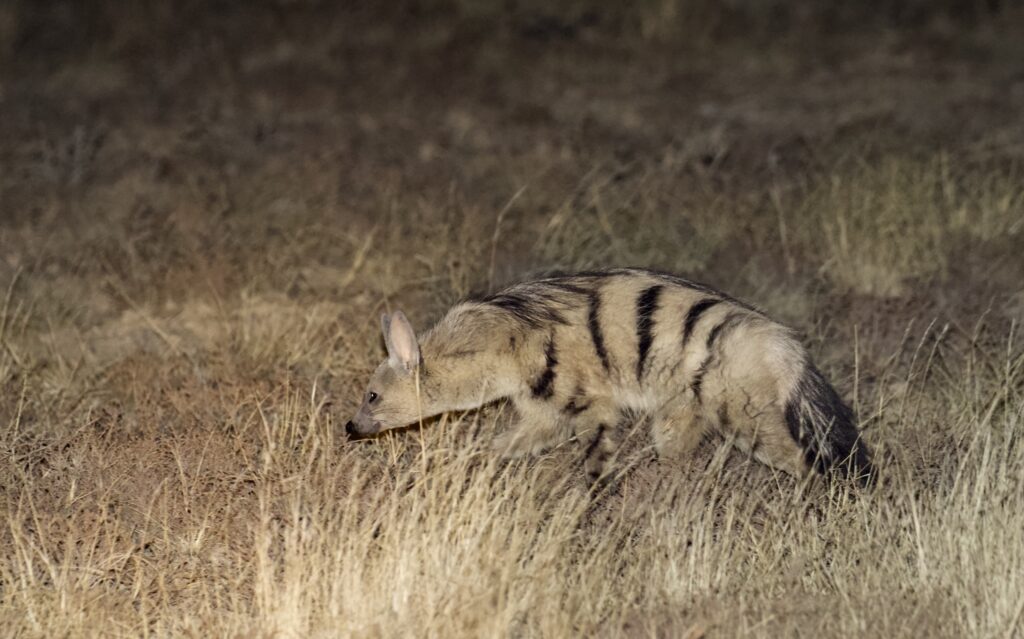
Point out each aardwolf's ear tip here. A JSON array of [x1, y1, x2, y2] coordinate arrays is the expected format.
[[390, 310, 417, 335]]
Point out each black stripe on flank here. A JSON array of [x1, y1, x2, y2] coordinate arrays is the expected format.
[[682, 298, 720, 347], [705, 313, 740, 349], [691, 313, 743, 402], [530, 336, 558, 399], [587, 290, 612, 372], [635, 285, 664, 380]]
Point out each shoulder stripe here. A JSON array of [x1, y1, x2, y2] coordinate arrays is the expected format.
[[635, 284, 664, 381], [705, 312, 741, 349], [530, 335, 558, 399]]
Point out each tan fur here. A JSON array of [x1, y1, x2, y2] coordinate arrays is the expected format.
[[347, 268, 872, 485]]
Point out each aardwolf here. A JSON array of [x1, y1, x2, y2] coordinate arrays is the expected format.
[[346, 268, 874, 485]]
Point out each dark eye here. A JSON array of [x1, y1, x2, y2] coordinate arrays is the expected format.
[[368, 391, 379, 403]]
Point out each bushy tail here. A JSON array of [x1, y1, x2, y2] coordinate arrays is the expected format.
[[784, 363, 875, 487]]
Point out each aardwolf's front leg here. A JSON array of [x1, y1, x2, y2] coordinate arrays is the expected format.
[[491, 397, 569, 457], [568, 400, 623, 486]]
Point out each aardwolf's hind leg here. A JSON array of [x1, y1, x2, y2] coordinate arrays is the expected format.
[[651, 391, 710, 462]]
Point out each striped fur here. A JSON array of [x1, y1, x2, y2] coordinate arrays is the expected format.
[[346, 268, 874, 486], [635, 285, 663, 380]]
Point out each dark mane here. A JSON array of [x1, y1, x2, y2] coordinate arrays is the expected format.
[[469, 267, 761, 328], [476, 291, 569, 327]]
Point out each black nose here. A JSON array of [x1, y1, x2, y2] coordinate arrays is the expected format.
[[345, 420, 357, 436]]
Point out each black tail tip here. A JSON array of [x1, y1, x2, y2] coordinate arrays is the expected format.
[[837, 441, 877, 489]]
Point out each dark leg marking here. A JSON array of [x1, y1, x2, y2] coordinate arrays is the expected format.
[[564, 397, 591, 416], [682, 298, 720, 348], [530, 335, 558, 399], [587, 290, 612, 372], [691, 362, 710, 400], [635, 285, 664, 380], [717, 403, 731, 429], [583, 423, 607, 459]]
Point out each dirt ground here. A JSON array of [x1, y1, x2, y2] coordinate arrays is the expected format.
[[2, 2, 1023, 637]]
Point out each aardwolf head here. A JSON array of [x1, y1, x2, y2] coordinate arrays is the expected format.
[[346, 310, 424, 437]]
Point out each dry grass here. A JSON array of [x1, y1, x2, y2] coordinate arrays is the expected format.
[[2, 4, 1024, 638], [2, 303, 1022, 637], [801, 155, 1024, 297]]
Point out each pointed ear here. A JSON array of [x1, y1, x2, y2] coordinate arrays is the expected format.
[[383, 310, 420, 374]]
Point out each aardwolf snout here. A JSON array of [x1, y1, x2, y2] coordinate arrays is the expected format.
[[345, 416, 380, 437]]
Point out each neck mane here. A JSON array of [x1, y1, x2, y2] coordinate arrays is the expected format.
[[418, 304, 524, 410]]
